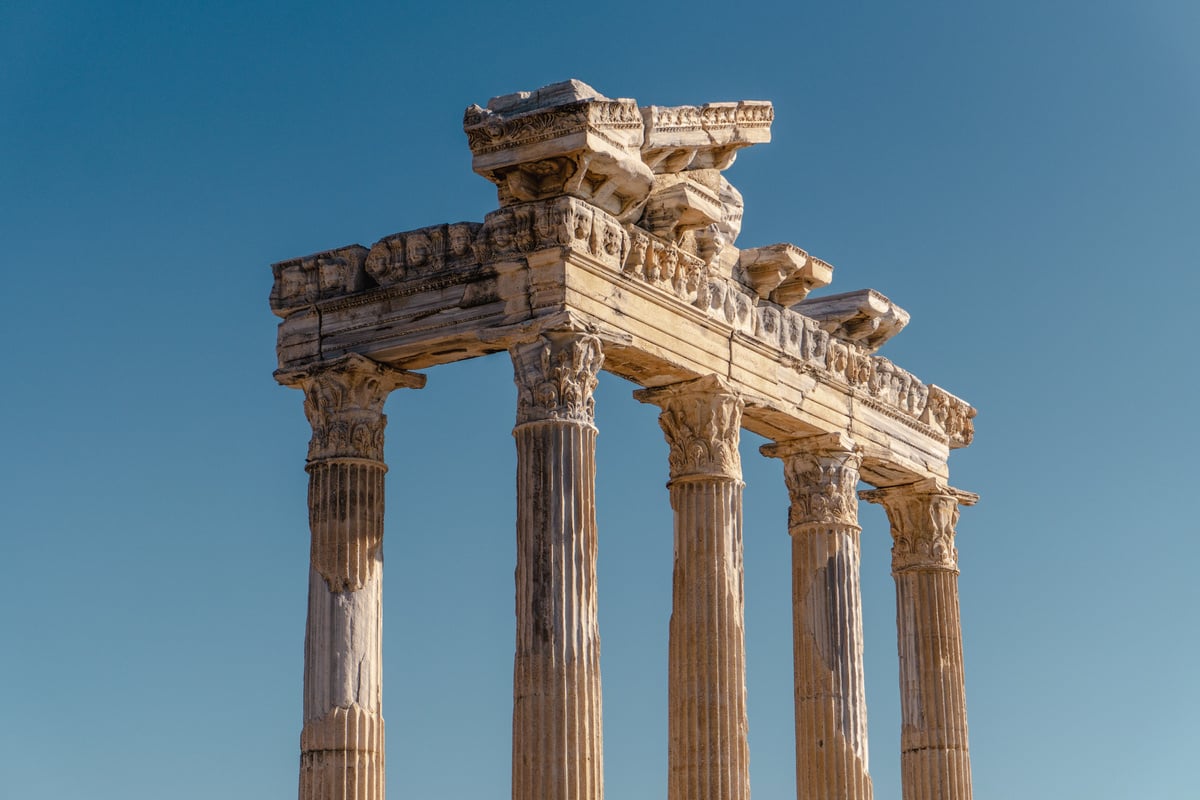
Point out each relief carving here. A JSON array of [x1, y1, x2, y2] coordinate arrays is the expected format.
[[923, 385, 976, 448], [465, 81, 653, 221], [275, 354, 426, 462], [635, 375, 744, 481], [270, 246, 371, 317], [763, 436, 863, 529], [860, 480, 979, 573], [475, 198, 629, 271], [364, 222, 483, 287], [511, 332, 604, 426]]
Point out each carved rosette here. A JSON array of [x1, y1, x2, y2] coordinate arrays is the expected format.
[[763, 434, 862, 529], [635, 375, 744, 481], [276, 354, 427, 463], [860, 480, 979, 574], [511, 332, 604, 426]]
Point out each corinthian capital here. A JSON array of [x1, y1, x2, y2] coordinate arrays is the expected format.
[[275, 354, 426, 462], [635, 374, 744, 481], [762, 432, 862, 529], [859, 479, 978, 573], [511, 332, 604, 426]]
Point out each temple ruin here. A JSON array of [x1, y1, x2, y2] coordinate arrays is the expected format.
[[270, 79, 979, 800]]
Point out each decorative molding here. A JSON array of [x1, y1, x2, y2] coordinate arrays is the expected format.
[[464, 81, 653, 221], [622, 227, 707, 305], [511, 332, 604, 426], [364, 222, 483, 286], [923, 385, 977, 448], [762, 433, 862, 528], [270, 245, 370, 317], [635, 375, 744, 481], [641, 101, 773, 173], [275, 354, 426, 462], [860, 479, 979, 573], [476, 197, 630, 271], [797, 288, 911, 353]]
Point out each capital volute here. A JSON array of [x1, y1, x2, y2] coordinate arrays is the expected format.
[[859, 478, 978, 573], [762, 432, 862, 529], [634, 374, 744, 481], [510, 331, 604, 426], [275, 354, 426, 462]]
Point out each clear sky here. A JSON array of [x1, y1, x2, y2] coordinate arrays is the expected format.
[[3, 2, 1198, 798]]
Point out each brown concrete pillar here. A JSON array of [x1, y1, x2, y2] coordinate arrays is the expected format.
[[761, 433, 872, 800], [635, 375, 749, 800], [277, 354, 426, 800], [509, 331, 605, 800], [860, 479, 978, 800]]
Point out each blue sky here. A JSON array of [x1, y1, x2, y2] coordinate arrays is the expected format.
[[2, 2, 1198, 798]]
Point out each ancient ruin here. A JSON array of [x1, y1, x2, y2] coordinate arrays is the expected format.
[[270, 80, 978, 800]]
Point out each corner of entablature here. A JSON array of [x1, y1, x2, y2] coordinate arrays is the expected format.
[[760, 431, 860, 462], [858, 477, 979, 508], [269, 244, 371, 318]]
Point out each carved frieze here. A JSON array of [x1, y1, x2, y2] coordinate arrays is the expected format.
[[622, 228, 707, 305], [704, 278, 759, 335], [635, 375, 744, 481], [474, 197, 630, 273], [860, 479, 979, 573], [763, 434, 863, 529], [923, 385, 977, 447], [511, 332, 604, 426], [275, 354, 426, 462], [364, 222, 482, 287], [270, 245, 371, 317]]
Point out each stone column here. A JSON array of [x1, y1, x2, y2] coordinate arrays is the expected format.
[[509, 331, 605, 800], [635, 375, 749, 800], [860, 479, 979, 800], [276, 354, 426, 800], [761, 434, 872, 800]]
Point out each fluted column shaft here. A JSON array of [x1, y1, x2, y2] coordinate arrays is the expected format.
[[636, 375, 749, 800], [762, 434, 871, 800], [277, 354, 426, 800], [510, 332, 605, 800], [861, 480, 978, 800]]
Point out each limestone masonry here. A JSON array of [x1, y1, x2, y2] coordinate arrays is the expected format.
[[271, 80, 979, 800]]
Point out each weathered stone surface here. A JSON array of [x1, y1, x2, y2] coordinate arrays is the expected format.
[[465, 80, 654, 221], [272, 79, 981, 800], [636, 376, 750, 800], [640, 101, 773, 173], [738, 243, 834, 305], [860, 481, 978, 800], [797, 289, 911, 353], [271, 245, 371, 317], [277, 355, 423, 800], [763, 433, 872, 800], [510, 332, 605, 800]]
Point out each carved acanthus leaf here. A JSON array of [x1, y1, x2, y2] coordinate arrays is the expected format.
[[275, 354, 426, 462], [763, 435, 862, 528], [860, 480, 978, 573], [511, 332, 604, 425], [635, 375, 744, 481]]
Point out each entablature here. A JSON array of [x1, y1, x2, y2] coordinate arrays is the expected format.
[[271, 80, 976, 487]]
